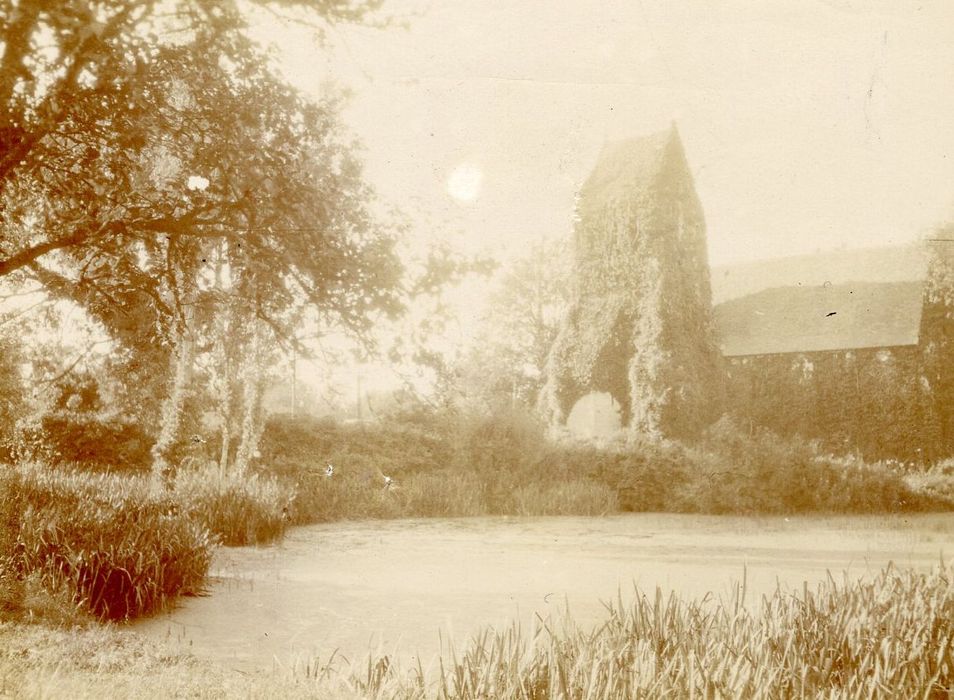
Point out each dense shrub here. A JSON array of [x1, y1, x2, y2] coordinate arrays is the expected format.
[[175, 465, 293, 546], [261, 414, 452, 481], [13, 466, 212, 621], [531, 417, 933, 516], [287, 468, 403, 523], [263, 413, 484, 522], [692, 416, 926, 514], [448, 407, 548, 476], [904, 460, 954, 509], [572, 440, 695, 512], [17, 411, 154, 473], [258, 410, 944, 522], [723, 342, 946, 464]]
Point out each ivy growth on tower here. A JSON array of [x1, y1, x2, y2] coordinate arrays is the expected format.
[[540, 125, 724, 440]]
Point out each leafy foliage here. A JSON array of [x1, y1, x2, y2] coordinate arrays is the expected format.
[[453, 238, 571, 410], [724, 346, 944, 464], [691, 416, 921, 514], [258, 410, 945, 522], [0, 1, 406, 480], [921, 231, 954, 456], [0, 331, 24, 463], [16, 410, 154, 473], [261, 414, 454, 483]]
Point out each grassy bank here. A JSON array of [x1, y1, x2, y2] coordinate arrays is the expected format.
[[0, 620, 324, 699], [2, 565, 952, 698]]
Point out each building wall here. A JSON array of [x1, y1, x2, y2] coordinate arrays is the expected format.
[[724, 345, 943, 462]]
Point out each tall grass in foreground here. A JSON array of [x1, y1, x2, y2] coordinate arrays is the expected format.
[[312, 566, 954, 699], [1, 564, 952, 698], [1, 462, 292, 622]]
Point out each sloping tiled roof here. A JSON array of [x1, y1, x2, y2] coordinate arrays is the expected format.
[[714, 280, 925, 356]]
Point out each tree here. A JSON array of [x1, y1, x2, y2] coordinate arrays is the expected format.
[[453, 237, 571, 411], [0, 325, 24, 461], [921, 228, 954, 457], [2, 1, 402, 326], [0, 1, 404, 482]]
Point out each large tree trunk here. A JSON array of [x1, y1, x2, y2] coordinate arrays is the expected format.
[[213, 247, 233, 474], [233, 321, 268, 476], [151, 320, 194, 488], [213, 327, 232, 474]]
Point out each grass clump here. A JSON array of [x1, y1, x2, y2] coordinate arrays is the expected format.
[[1, 458, 292, 623], [174, 465, 293, 546], [0, 469, 25, 613], [510, 479, 619, 516], [9, 465, 212, 621], [398, 470, 486, 518]]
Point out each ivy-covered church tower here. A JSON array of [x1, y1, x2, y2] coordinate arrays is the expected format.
[[540, 125, 723, 440]]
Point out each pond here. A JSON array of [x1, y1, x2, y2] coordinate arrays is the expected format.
[[131, 513, 954, 673]]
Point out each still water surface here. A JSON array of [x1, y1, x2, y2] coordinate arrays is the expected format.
[[132, 513, 954, 672]]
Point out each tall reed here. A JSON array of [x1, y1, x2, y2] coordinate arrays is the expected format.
[[174, 464, 292, 546], [12, 465, 212, 620], [320, 565, 954, 699]]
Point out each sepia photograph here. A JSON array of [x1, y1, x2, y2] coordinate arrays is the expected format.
[[1, 1, 954, 697]]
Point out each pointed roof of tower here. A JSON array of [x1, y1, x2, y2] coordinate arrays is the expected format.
[[578, 125, 684, 214]]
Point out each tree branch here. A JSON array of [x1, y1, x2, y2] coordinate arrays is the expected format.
[[0, 227, 94, 277]]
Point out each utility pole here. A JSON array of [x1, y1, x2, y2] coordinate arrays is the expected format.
[[291, 342, 297, 416]]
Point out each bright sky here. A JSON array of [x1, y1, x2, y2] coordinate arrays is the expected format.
[[253, 0, 954, 269], [245, 0, 954, 403]]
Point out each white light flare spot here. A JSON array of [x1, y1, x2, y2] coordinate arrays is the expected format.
[[187, 175, 210, 191], [446, 163, 483, 203]]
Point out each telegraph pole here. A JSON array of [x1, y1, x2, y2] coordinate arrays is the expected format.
[[291, 342, 297, 416]]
